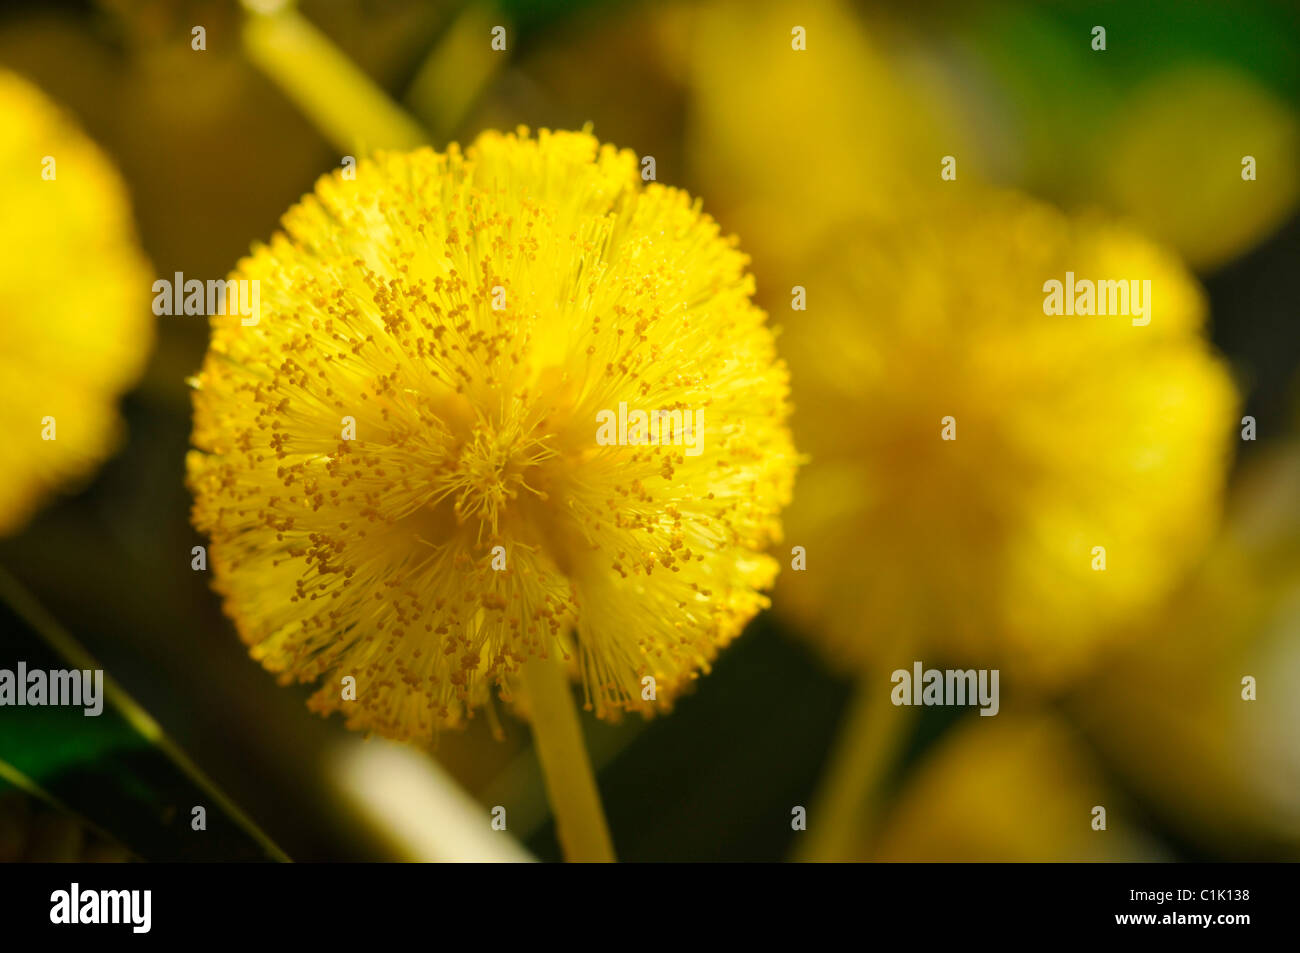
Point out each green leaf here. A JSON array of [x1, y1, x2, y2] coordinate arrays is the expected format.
[[0, 567, 289, 862]]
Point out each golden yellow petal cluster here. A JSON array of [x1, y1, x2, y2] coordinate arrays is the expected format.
[[778, 190, 1237, 683], [0, 70, 153, 535], [188, 128, 796, 741]]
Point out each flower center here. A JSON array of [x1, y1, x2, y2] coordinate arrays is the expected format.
[[450, 421, 554, 534]]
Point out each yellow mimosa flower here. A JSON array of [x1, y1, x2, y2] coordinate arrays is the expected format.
[[0, 70, 153, 536], [684, 0, 981, 275], [1073, 445, 1300, 855], [187, 128, 796, 744], [873, 713, 1161, 862], [1094, 66, 1299, 272], [778, 190, 1237, 686]]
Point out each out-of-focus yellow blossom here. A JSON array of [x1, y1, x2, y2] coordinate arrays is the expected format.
[[1097, 66, 1300, 272], [872, 713, 1162, 862], [188, 128, 796, 743], [0, 70, 153, 536], [777, 190, 1237, 685], [1072, 445, 1300, 857], [684, 0, 982, 274]]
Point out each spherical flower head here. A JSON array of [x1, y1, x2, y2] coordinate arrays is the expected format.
[[0, 70, 154, 536], [778, 190, 1237, 685], [187, 128, 796, 742]]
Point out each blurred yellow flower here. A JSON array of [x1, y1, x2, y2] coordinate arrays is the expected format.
[[1095, 66, 1300, 272], [684, 0, 981, 275], [187, 128, 796, 743], [777, 190, 1237, 685], [0, 70, 153, 536], [1072, 444, 1300, 857], [872, 712, 1161, 862]]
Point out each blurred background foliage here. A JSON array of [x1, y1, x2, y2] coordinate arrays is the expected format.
[[0, 0, 1297, 861]]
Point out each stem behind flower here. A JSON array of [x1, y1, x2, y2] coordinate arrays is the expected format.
[[797, 670, 913, 863], [520, 655, 615, 863], [241, 2, 429, 155]]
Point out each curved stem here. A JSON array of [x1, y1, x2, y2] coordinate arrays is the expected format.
[[520, 655, 615, 863]]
